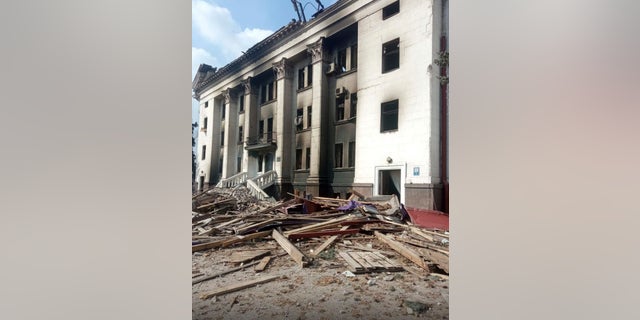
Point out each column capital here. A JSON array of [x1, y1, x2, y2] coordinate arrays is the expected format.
[[272, 57, 293, 80], [241, 77, 256, 95], [222, 88, 232, 104], [306, 37, 328, 64]]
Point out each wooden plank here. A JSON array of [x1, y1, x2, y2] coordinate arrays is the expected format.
[[372, 252, 403, 270], [360, 252, 387, 269], [192, 260, 262, 285], [287, 228, 359, 240], [283, 215, 354, 236], [228, 250, 270, 264], [348, 251, 376, 271], [254, 256, 272, 272], [310, 226, 350, 258], [374, 231, 428, 270], [200, 275, 280, 300], [221, 230, 272, 248], [337, 251, 364, 272], [417, 247, 449, 274], [396, 236, 449, 255], [271, 230, 308, 268], [192, 238, 228, 252]]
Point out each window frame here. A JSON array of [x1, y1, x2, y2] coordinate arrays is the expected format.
[[380, 99, 399, 132], [382, 38, 400, 73], [382, 1, 400, 20]]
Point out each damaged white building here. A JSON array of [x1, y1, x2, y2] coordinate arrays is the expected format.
[[192, 0, 449, 212]]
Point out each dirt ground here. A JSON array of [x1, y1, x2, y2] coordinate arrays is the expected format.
[[192, 239, 449, 320]]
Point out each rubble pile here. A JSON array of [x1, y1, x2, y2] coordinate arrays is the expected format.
[[192, 187, 449, 298]]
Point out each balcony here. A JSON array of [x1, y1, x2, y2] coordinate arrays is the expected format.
[[245, 132, 277, 151]]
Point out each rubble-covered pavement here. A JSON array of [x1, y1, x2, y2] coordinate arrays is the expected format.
[[192, 186, 449, 319]]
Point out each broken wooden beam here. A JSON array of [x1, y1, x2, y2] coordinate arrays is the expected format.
[[254, 256, 272, 272], [272, 229, 309, 267], [374, 231, 428, 270], [228, 250, 270, 264], [192, 260, 262, 285], [310, 226, 350, 258], [199, 275, 281, 299], [221, 230, 272, 248], [287, 228, 360, 240]]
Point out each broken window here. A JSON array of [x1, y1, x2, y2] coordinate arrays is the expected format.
[[382, 1, 400, 20], [382, 38, 400, 73], [380, 99, 399, 132], [307, 65, 313, 86], [336, 96, 345, 121], [296, 149, 303, 170], [296, 108, 304, 131], [350, 44, 358, 69], [298, 68, 305, 89], [350, 93, 357, 118], [335, 143, 343, 168], [348, 141, 355, 167], [337, 48, 347, 73], [260, 81, 276, 103]]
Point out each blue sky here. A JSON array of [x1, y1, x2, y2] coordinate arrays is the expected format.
[[192, 0, 338, 124]]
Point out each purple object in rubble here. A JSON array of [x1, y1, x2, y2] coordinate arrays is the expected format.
[[337, 200, 360, 211]]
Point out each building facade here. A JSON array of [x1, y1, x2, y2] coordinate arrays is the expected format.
[[192, 0, 449, 212]]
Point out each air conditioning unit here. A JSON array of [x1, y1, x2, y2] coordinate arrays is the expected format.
[[326, 62, 336, 74], [336, 87, 347, 97]]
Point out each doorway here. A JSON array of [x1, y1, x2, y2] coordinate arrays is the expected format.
[[378, 169, 401, 200]]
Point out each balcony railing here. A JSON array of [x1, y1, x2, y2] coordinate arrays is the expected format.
[[245, 132, 276, 146]]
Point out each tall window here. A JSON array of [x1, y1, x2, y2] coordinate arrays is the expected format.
[[350, 93, 357, 118], [220, 130, 225, 146], [296, 108, 304, 131], [337, 48, 347, 72], [238, 126, 243, 144], [348, 141, 356, 167], [382, 1, 400, 20], [221, 103, 226, 119], [336, 96, 345, 121], [306, 65, 313, 86], [305, 147, 311, 169], [307, 106, 312, 129], [203, 117, 208, 130], [204, 101, 209, 108], [380, 99, 399, 132], [238, 95, 245, 113], [382, 38, 400, 73], [201, 145, 206, 160], [260, 81, 276, 103], [296, 149, 303, 170], [350, 45, 358, 69], [259, 120, 264, 138], [298, 68, 305, 89], [335, 143, 343, 168]]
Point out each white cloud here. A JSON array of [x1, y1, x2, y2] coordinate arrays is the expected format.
[[192, 0, 273, 67]]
